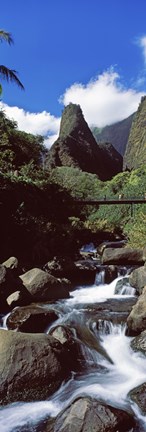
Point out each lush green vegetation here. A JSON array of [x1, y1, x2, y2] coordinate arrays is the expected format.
[[0, 109, 145, 264], [0, 111, 47, 174], [50, 165, 146, 246]]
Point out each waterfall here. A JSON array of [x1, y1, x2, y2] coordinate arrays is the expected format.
[[93, 319, 126, 335], [119, 284, 136, 295], [94, 269, 105, 285]]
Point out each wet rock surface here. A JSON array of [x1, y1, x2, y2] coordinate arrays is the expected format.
[[127, 286, 146, 335], [50, 325, 84, 371], [82, 297, 137, 313], [44, 397, 135, 432], [131, 330, 146, 355], [129, 383, 146, 415], [6, 304, 58, 332]]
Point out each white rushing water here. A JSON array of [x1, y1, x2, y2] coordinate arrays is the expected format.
[[65, 274, 136, 305], [0, 271, 145, 431]]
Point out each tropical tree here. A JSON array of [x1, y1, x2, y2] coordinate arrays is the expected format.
[[0, 29, 24, 94]]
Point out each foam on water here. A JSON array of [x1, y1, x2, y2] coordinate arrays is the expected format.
[[65, 275, 135, 305]]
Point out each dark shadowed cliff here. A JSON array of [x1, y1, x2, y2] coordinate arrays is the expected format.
[[46, 104, 122, 181], [123, 96, 146, 170]]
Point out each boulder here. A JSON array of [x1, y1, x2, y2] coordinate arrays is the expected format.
[[129, 266, 146, 294], [98, 240, 126, 255], [6, 304, 58, 332], [127, 286, 146, 335], [129, 383, 146, 415], [48, 397, 135, 432], [102, 248, 144, 265], [0, 329, 67, 404], [131, 330, 146, 355], [20, 268, 69, 301], [50, 325, 83, 371], [0, 265, 18, 298], [2, 256, 18, 270], [0, 264, 26, 313], [6, 288, 32, 308]]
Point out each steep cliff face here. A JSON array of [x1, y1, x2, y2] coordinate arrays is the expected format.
[[46, 104, 122, 181], [92, 113, 134, 156], [123, 96, 146, 170]]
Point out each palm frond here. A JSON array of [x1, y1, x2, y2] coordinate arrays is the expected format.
[[0, 65, 24, 90], [0, 30, 13, 44]]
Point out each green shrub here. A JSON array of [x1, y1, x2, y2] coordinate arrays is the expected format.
[[124, 212, 146, 248]]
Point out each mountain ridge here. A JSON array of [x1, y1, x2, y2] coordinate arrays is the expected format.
[[123, 96, 146, 170], [46, 103, 123, 181], [92, 113, 134, 156]]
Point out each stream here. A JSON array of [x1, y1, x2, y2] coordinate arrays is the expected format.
[[0, 268, 146, 431]]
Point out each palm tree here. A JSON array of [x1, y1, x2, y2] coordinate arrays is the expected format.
[[0, 29, 24, 94]]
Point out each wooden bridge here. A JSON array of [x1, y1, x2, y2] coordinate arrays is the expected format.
[[76, 198, 146, 217]]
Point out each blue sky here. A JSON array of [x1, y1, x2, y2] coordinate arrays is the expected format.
[[1, 0, 146, 146]]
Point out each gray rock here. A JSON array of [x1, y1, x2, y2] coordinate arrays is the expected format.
[[98, 240, 126, 255], [50, 325, 74, 345], [0, 265, 24, 312], [6, 304, 58, 332], [50, 325, 83, 371], [102, 248, 144, 265], [129, 383, 146, 415], [0, 329, 67, 404], [83, 297, 136, 314], [20, 268, 69, 301], [129, 266, 146, 294], [0, 265, 15, 297], [7, 291, 21, 306], [6, 287, 32, 308], [131, 330, 146, 355], [49, 397, 135, 432], [127, 286, 146, 334], [2, 256, 18, 270]]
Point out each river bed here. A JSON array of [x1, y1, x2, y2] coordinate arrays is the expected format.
[[0, 269, 146, 431]]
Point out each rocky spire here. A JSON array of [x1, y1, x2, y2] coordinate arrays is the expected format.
[[46, 103, 123, 181]]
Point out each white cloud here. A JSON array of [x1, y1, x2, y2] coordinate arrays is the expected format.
[[0, 68, 144, 149], [44, 133, 59, 148], [60, 68, 144, 127], [0, 102, 60, 148], [138, 35, 146, 64]]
